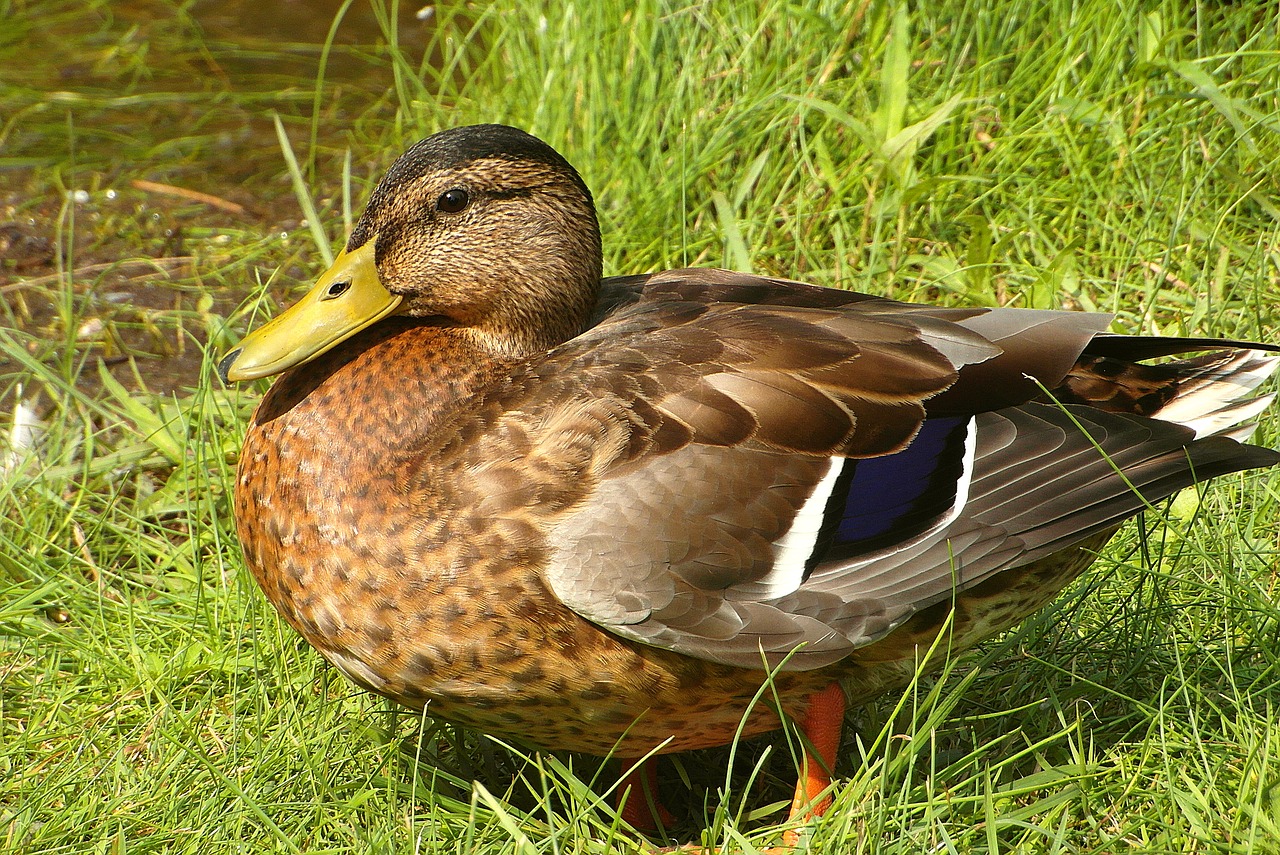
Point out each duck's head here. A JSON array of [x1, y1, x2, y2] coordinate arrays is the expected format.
[[219, 124, 603, 382]]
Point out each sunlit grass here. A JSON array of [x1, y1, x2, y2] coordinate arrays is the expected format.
[[3, 0, 1279, 852]]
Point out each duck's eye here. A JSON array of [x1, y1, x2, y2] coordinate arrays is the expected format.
[[437, 188, 470, 214], [324, 280, 351, 300]]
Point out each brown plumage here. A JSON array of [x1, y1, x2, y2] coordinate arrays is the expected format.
[[220, 124, 1278, 835]]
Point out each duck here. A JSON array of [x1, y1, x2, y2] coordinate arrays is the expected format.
[[219, 123, 1279, 842]]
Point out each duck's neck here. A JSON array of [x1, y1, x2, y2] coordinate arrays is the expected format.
[[454, 266, 602, 360]]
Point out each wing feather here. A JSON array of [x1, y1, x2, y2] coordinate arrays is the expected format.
[[449, 269, 1280, 670]]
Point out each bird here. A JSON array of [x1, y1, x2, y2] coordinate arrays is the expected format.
[[219, 123, 1279, 843]]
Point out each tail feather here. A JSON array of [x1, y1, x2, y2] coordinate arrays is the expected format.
[[1052, 347, 1278, 438], [1151, 351, 1279, 436]]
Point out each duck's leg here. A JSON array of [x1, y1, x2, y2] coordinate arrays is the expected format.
[[782, 681, 846, 847], [617, 757, 675, 831]]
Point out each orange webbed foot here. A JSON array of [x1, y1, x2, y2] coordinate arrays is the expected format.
[[617, 756, 676, 832], [778, 681, 846, 849]]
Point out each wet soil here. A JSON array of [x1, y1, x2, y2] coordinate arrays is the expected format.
[[1, 0, 453, 402]]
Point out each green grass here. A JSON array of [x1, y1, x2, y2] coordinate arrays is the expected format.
[[3, 0, 1280, 851]]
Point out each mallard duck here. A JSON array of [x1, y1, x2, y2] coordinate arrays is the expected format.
[[219, 123, 1279, 839]]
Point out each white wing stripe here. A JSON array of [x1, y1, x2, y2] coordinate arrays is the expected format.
[[756, 456, 848, 599]]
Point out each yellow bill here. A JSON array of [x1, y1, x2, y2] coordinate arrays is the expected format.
[[218, 241, 402, 382]]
